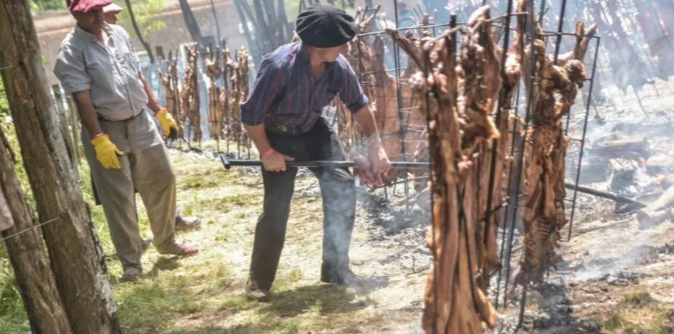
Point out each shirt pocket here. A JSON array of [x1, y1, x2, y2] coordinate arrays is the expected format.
[[117, 51, 139, 76]]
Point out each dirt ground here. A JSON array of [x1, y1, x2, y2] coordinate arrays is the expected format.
[[495, 195, 674, 334], [494, 75, 674, 334]]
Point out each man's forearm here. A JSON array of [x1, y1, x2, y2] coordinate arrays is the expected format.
[[73, 90, 103, 138], [353, 106, 381, 142], [243, 124, 273, 154], [139, 72, 161, 113]]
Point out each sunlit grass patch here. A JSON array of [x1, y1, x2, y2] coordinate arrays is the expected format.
[[0, 146, 426, 333], [115, 281, 204, 334], [603, 290, 674, 334], [0, 272, 30, 334]]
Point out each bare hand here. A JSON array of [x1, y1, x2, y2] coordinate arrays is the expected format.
[[261, 150, 294, 172], [368, 139, 392, 174]]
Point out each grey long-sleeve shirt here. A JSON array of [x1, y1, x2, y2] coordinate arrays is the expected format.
[[54, 23, 148, 121]]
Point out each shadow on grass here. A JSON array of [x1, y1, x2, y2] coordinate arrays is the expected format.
[[264, 283, 371, 318], [165, 322, 291, 334], [170, 284, 372, 334], [145, 257, 181, 278], [115, 281, 202, 334]]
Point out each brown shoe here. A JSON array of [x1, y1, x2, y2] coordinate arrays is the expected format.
[[157, 243, 199, 257], [246, 279, 270, 302], [175, 215, 201, 232]]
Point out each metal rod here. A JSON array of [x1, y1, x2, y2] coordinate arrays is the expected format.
[[567, 37, 602, 241], [357, 23, 455, 37], [483, 0, 514, 258], [428, 15, 446, 332], [220, 155, 432, 170], [497, 0, 540, 308], [552, 0, 568, 65], [516, 285, 529, 331], [391, 1, 410, 213]]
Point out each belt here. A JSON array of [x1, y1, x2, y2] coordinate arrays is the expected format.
[[97, 109, 144, 122], [266, 116, 327, 136]]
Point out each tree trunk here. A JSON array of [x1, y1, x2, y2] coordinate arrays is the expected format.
[[123, 0, 155, 63], [233, 0, 262, 63], [263, 0, 278, 45], [252, 0, 274, 51], [0, 127, 73, 334], [0, 1, 121, 334], [208, 0, 222, 45], [179, 0, 203, 44], [276, 0, 289, 44]]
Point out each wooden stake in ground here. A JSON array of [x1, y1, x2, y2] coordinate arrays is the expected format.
[[0, 127, 73, 334], [0, 1, 121, 333]]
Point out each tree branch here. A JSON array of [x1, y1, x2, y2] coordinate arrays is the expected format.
[[123, 0, 155, 63]]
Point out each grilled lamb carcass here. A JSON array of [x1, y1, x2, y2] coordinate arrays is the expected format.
[[514, 22, 591, 287], [419, 8, 503, 332]]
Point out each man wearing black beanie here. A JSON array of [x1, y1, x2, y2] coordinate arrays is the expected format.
[[240, 4, 391, 302]]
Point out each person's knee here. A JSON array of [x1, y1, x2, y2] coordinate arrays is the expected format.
[[257, 210, 290, 235], [154, 163, 176, 186]]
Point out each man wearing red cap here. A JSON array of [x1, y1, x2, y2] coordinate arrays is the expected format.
[[94, 2, 202, 234], [54, 0, 198, 283], [241, 4, 391, 301], [102, 2, 123, 24]]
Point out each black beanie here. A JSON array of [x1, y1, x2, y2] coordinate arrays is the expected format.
[[295, 5, 357, 48]]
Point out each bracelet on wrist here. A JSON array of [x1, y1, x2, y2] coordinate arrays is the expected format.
[[261, 148, 274, 157], [91, 133, 105, 140]]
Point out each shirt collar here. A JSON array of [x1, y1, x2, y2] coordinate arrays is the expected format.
[[296, 42, 309, 62], [296, 41, 337, 70], [74, 23, 113, 43]]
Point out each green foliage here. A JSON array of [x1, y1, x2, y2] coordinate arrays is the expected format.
[[29, 0, 67, 12], [117, 0, 167, 40], [0, 79, 33, 334], [0, 259, 30, 334], [0, 78, 8, 117], [603, 292, 674, 334]]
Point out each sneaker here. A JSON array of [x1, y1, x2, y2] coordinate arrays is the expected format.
[[246, 279, 270, 302], [175, 215, 201, 232]]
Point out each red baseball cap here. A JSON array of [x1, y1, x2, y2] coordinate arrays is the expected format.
[[67, 0, 112, 13]]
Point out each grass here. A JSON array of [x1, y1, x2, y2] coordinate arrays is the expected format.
[[109, 148, 425, 333], [0, 115, 41, 333], [0, 140, 426, 333], [603, 290, 674, 334]]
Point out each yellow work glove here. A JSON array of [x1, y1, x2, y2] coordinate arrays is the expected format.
[[90, 134, 124, 169], [156, 108, 178, 138]]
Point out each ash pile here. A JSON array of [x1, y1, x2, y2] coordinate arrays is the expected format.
[[569, 95, 674, 229]]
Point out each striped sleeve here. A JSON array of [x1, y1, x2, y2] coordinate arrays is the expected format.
[[240, 57, 284, 126], [337, 58, 369, 113]]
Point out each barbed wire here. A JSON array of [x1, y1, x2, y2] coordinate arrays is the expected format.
[[0, 64, 17, 72], [0, 216, 60, 243]]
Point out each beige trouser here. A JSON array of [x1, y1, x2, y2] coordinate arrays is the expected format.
[[82, 109, 179, 274]]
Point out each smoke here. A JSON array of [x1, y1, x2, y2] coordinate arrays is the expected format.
[[573, 223, 664, 282]]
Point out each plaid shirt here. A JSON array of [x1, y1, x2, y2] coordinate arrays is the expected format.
[[241, 42, 369, 134]]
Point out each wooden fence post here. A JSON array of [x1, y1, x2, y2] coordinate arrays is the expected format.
[[52, 84, 79, 177], [65, 95, 84, 163]]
